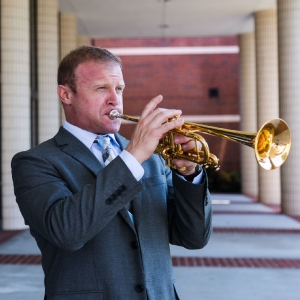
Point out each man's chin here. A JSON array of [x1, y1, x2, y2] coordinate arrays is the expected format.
[[100, 124, 121, 135]]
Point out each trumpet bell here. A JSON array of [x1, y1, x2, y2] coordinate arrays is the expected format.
[[255, 118, 291, 170]]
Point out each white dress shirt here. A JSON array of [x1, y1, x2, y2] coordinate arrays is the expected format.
[[63, 120, 144, 181]]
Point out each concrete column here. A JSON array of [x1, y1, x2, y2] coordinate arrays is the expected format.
[[277, 0, 300, 215], [37, 0, 59, 143], [255, 10, 281, 205], [60, 13, 77, 59], [238, 33, 258, 199], [77, 35, 91, 47], [1, 0, 30, 229], [59, 13, 77, 123]]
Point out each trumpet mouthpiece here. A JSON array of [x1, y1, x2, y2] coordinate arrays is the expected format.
[[109, 109, 121, 120]]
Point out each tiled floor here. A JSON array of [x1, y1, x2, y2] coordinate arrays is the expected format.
[[1, 193, 300, 300], [0, 230, 24, 245], [172, 256, 300, 268], [0, 254, 41, 265]]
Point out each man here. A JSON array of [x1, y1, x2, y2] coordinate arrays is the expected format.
[[11, 46, 212, 300]]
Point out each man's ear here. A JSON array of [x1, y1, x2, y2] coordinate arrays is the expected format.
[[57, 85, 72, 105]]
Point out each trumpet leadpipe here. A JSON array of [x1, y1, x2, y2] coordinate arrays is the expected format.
[[109, 110, 138, 123]]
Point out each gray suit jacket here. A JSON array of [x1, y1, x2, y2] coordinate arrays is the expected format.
[[11, 127, 212, 300]]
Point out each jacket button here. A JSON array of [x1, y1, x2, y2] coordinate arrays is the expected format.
[[105, 198, 112, 205], [131, 241, 138, 249], [111, 193, 117, 200], [135, 284, 144, 293], [120, 185, 126, 191]]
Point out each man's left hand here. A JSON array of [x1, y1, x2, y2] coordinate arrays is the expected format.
[[171, 134, 201, 176]]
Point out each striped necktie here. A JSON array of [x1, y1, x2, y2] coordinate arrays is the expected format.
[[95, 135, 116, 166]]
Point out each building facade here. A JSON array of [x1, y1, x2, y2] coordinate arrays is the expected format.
[[1, 0, 299, 230]]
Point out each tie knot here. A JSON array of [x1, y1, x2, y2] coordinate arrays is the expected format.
[[94, 135, 116, 165], [95, 135, 111, 151]]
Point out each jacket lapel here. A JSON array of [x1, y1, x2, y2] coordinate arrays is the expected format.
[[54, 127, 103, 176], [115, 133, 143, 230], [114, 133, 130, 150], [119, 209, 136, 231], [55, 128, 140, 231]]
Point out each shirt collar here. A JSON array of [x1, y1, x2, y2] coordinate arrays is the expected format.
[[63, 120, 117, 150]]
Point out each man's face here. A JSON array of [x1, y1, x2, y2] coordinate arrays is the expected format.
[[64, 60, 124, 134]]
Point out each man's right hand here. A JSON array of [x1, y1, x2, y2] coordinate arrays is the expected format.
[[125, 95, 184, 164]]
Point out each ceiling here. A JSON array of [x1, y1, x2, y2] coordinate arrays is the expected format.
[[59, 0, 276, 39]]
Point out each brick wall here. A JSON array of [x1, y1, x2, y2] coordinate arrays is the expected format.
[[93, 37, 240, 173]]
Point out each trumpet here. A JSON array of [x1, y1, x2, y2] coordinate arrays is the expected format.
[[109, 110, 291, 171]]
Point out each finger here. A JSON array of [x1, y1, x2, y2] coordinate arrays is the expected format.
[[137, 108, 182, 140], [139, 95, 163, 120], [156, 116, 184, 136], [139, 116, 184, 145], [181, 140, 196, 151], [138, 95, 184, 133], [138, 96, 167, 130], [172, 159, 195, 168], [174, 135, 202, 151], [171, 159, 197, 175], [146, 106, 182, 125], [174, 134, 191, 145]]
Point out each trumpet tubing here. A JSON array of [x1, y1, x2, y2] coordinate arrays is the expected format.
[[109, 110, 291, 171]]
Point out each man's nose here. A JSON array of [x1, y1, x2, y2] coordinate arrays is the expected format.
[[106, 90, 120, 105]]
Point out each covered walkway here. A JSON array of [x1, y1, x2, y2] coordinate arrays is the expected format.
[[0, 194, 299, 300]]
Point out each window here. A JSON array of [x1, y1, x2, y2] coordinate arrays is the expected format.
[[209, 88, 219, 98]]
